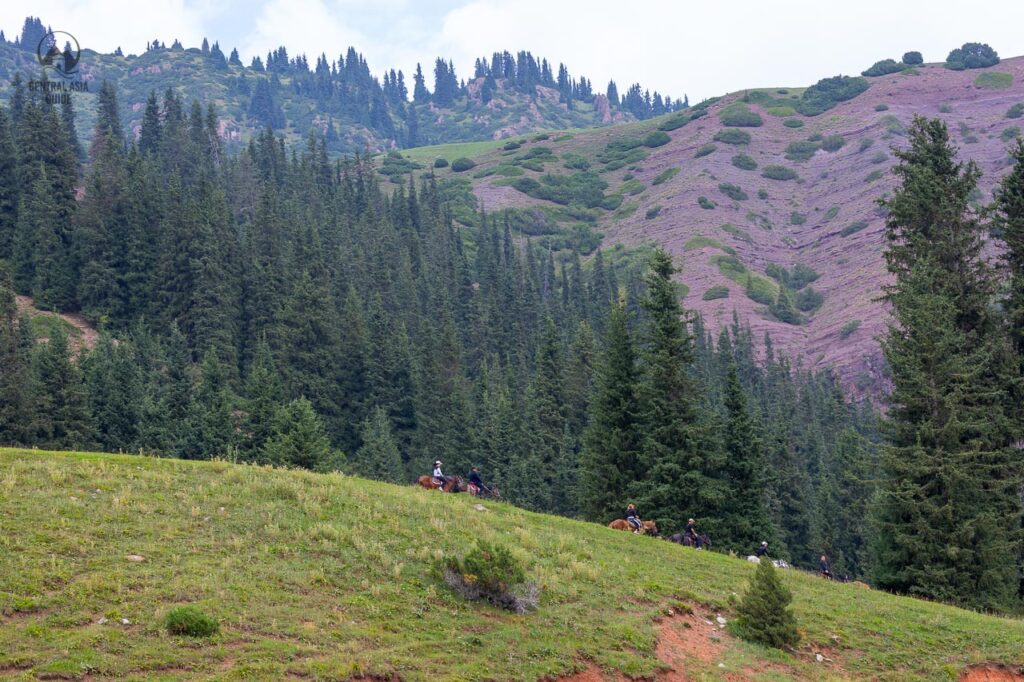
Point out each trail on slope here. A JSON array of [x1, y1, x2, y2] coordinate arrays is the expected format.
[[15, 295, 99, 352]]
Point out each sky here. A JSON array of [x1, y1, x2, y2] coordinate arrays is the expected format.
[[4, 0, 1024, 102]]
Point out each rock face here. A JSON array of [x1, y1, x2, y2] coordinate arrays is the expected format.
[[465, 58, 1024, 399]]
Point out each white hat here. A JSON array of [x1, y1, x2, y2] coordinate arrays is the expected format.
[[761, 541, 768, 546], [435, 460, 442, 466]]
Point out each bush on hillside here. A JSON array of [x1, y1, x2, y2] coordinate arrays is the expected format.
[[503, 141, 522, 151], [698, 196, 716, 209], [652, 167, 680, 185], [945, 43, 999, 70], [433, 158, 449, 168], [451, 157, 477, 172], [645, 205, 662, 219], [790, 211, 806, 225], [718, 183, 748, 201], [862, 59, 904, 77], [874, 103, 889, 112], [785, 140, 819, 161], [732, 154, 758, 171], [821, 135, 846, 152], [703, 285, 730, 301], [713, 129, 752, 145], [165, 606, 219, 637], [442, 541, 538, 613], [840, 319, 862, 339], [562, 152, 591, 170], [841, 220, 870, 237], [757, 188, 769, 200], [733, 558, 800, 649], [658, 112, 692, 131], [720, 104, 764, 127], [1006, 103, 1024, 119], [797, 75, 870, 116], [782, 118, 804, 128], [902, 51, 923, 65], [975, 72, 1013, 90], [762, 165, 798, 181], [695, 143, 717, 158], [643, 131, 671, 147], [796, 286, 824, 313]]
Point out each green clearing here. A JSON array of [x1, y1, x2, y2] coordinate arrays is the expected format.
[[1, 450, 1023, 680]]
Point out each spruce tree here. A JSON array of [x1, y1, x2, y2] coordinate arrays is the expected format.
[[872, 117, 1022, 611], [734, 558, 800, 649], [262, 397, 340, 471], [994, 137, 1024, 421], [352, 405, 405, 483], [29, 325, 91, 449], [0, 268, 33, 444], [578, 298, 642, 522], [0, 106, 18, 259], [83, 335, 142, 452]]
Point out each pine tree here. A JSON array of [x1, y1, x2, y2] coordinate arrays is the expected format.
[[633, 249, 703, 533], [29, 325, 92, 449], [716, 363, 772, 553], [994, 137, 1024, 422], [352, 405, 405, 483], [520, 318, 565, 512], [83, 334, 142, 452], [578, 298, 642, 521], [262, 397, 341, 471], [186, 351, 237, 459], [241, 337, 284, 459], [734, 558, 800, 649], [0, 106, 17, 260], [871, 117, 1022, 611], [0, 268, 33, 444]]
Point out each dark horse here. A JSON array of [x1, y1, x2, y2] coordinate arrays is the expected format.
[[415, 475, 466, 492], [468, 483, 501, 500], [668, 532, 712, 550]]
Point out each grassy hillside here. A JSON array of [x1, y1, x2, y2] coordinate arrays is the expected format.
[[1, 449, 1022, 681], [387, 57, 1024, 399]]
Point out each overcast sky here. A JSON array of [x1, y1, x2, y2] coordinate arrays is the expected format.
[[4, 1, 1024, 102]]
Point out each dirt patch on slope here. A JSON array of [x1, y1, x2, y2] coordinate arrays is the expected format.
[[14, 295, 99, 352], [960, 664, 1024, 682]]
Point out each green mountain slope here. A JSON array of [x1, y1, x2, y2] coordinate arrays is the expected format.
[[2, 448, 1022, 681]]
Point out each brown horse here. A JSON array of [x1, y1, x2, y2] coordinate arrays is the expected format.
[[609, 519, 658, 535], [415, 475, 466, 493]]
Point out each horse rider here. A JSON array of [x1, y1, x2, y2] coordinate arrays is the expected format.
[[626, 503, 643, 533], [755, 541, 769, 558], [819, 554, 833, 580], [433, 460, 448, 490], [468, 467, 490, 496], [686, 518, 703, 548]]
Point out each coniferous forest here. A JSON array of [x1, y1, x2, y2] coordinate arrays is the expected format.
[[0, 76, 1022, 611]]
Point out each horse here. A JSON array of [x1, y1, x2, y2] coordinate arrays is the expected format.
[[468, 483, 501, 500], [670, 532, 711, 549], [609, 519, 658, 535], [415, 475, 466, 493]]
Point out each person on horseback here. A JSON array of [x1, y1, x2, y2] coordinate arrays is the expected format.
[[468, 467, 490, 496], [432, 461, 448, 490], [626, 503, 642, 533], [685, 518, 703, 548], [819, 554, 833, 580], [755, 541, 769, 558]]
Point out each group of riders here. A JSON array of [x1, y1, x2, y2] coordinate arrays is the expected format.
[[430, 461, 495, 497], [625, 503, 838, 580]]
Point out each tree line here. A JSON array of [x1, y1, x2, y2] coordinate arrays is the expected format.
[[0, 78, 882, 580]]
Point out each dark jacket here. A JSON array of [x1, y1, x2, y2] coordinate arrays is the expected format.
[[626, 507, 639, 519], [755, 545, 768, 557], [469, 471, 484, 488]]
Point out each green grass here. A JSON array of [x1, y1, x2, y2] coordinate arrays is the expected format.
[[1, 449, 1023, 680], [401, 139, 507, 166], [28, 314, 81, 342], [720, 223, 752, 242], [974, 72, 1013, 90], [651, 167, 679, 185]]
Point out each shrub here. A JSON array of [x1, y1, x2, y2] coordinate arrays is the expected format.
[[824, 206, 840, 221], [975, 72, 1013, 90], [451, 157, 476, 172], [902, 51, 923, 65], [797, 75, 869, 116], [757, 189, 769, 200], [865, 169, 884, 183], [533, 133, 550, 141], [694, 143, 717, 158], [698, 196, 716, 209], [938, 103, 953, 113], [600, 195, 624, 210], [720, 104, 764, 127], [433, 158, 449, 168], [790, 263, 820, 289], [732, 154, 758, 171], [645, 206, 662, 219], [1001, 126, 1020, 142], [785, 140, 819, 161], [744, 275, 776, 305], [807, 133, 823, 142], [165, 606, 219, 637], [874, 103, 889, 112], [503, 140, 522, 151], [862, 59, 904, 77], [1006, 103, 1024, 119], [945, 42, 999, 70], [643, 131, 672, 147], [840, 319, 862, 339], [713, 129, 752, 145], [720, 223, 752, 242], [821, 135, 846, 152], [442, 541, 538, 614], [796, 287, 824, 312], [718, 183, 748, 201], [790, 211, 806, 225], [762, 165, 798, 181], [703, 285, 730, 301], [652, 167, 680, 185], [841, 220, 869, 236], [871, 151, 888, 164], [733, 558, 800, 649], [562, 152, 590, 170], [782, 118, 804, 128], [658, 112, 692, 131], [766, 105, 796, 117]]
